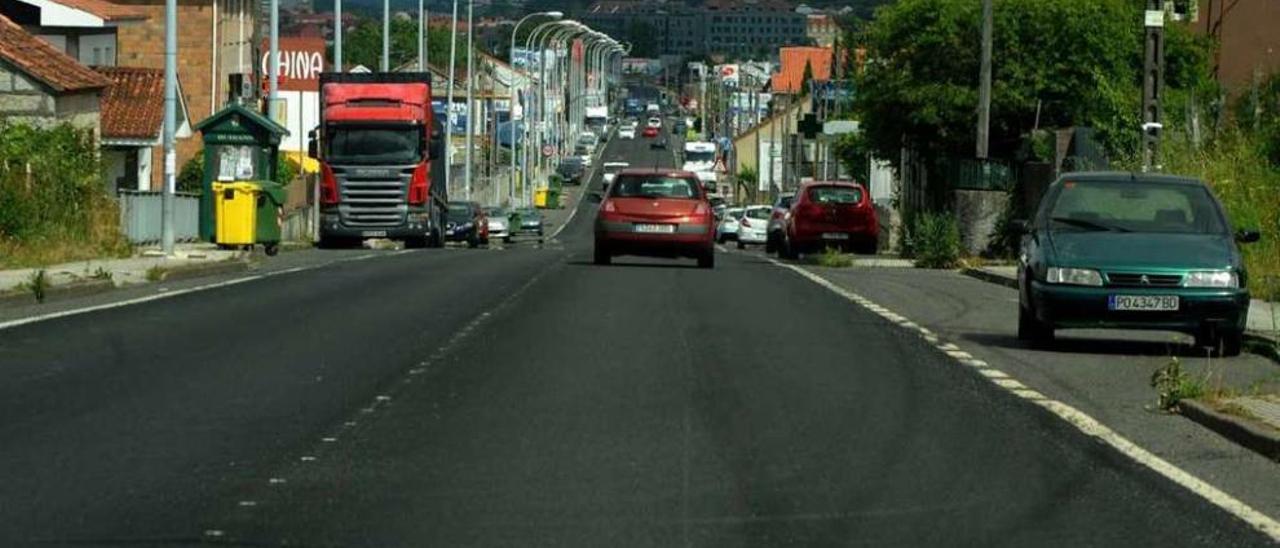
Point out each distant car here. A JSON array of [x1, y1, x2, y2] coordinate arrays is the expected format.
[[593, 168, 715, 269], [647, 117, 662, 129], [779, 181, 878, 259], [619, 126, 636, 139], [512, 207, 544, 237], [483, 206, 512, 243], [716, 207, 745, 243], [445, 201, 487, 248], [557, 157, 586, 185], [601, 162, 630, 189], [642, 126, 659, 138], [735, 205, 772, 249], [1017, 172, 1260, 356], [764, 193, 795, 254], [577, 132, 599, 155], [650, 138, 667, 149]]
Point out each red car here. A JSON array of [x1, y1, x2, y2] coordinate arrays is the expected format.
[[594, 169, 715, 268], [779, 181, 878, 258], [642, 126, 659, 138]]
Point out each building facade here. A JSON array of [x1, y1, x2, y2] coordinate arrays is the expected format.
[[581, 0, 807, 60], [0, 13, 108, 137]]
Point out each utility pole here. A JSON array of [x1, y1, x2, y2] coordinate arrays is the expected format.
[[381, 0, 389, 72], [1142, 0, 1165, 171], [464, 0, 474, 200], [975, 0, 992, 159], [334, 0, 343, 71], [161, 0, 176, 255], [418, 0, 425, 70], [445, 0, 459, 198], [268, 0, 279, 121]]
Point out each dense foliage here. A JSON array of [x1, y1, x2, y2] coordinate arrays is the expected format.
[[850, 0, 1216, 161], [0, 123, 128, 266]]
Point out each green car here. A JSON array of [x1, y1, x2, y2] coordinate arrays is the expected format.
[[1016, 172, 1261, 356]]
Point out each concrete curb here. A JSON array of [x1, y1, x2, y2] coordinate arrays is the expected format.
[[961, 267, 1018, 289], [1180, 399, 1280, 462], [0, 279, 116, 307], [155, 260, 253, 282]]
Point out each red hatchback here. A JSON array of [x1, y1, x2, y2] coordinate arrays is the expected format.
[[594, 169, 715, 268], [780, 181, 878, 258], [642, 126, 659, 138]]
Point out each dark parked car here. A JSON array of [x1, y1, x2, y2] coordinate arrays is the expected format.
[[1016, 172, 1260, 356], [512, 207, 545, 237], [557, 158, 586, 185], [444, 201, 488, 248]]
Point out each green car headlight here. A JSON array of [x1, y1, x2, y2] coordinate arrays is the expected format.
[[1046, 267, 1103, 287], [1184, 271, 1238, 288]]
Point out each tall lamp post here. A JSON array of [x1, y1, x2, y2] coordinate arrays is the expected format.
[[509, 11, 563, 206]]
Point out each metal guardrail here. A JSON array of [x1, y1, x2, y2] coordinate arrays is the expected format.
[[117, 190, 200, 244]]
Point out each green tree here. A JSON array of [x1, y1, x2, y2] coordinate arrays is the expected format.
[[342, 16, 470, 72], [852, 0, 1195, 161]]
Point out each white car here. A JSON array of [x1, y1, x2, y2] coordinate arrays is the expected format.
[[618, 126, 636, 139], [484, 207, 512, 242], [736, 205, 771, 248], [647, 117, 662, 129], [577, 132, 599, 155], [601, 162, 630, 189], [715, 207, 744, 243]]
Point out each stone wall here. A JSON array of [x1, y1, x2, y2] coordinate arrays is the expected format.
[[0, 61, 101, 137]]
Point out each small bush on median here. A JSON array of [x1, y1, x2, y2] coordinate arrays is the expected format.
[[812, 246, 854, 268], [1151, 356, 1207, 411], [907, 212, 962, 269]]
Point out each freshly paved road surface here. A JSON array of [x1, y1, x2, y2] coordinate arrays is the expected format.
[[0, 133, 1275, 547]]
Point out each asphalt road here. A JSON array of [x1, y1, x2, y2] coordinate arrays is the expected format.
[[0, 134, 1275, 546]]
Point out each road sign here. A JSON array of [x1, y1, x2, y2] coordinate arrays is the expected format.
[[798, 114, 822, 139], [542, 144, 555, 157]]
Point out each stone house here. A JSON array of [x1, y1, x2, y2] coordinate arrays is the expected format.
[[0, 13, 109, 137]]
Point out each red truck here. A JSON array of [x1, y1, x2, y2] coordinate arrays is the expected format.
[[310, 72, 445, 248]]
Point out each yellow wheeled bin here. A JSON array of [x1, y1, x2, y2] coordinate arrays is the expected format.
[[213, 181, 259, 247], [534, 188, 549, 208]]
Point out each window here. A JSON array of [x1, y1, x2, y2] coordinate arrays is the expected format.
[[808, 186, 863, 204], [1047, 180, 1227, 234], [609, 175, 703, 199], [327, 125, 423, 165]]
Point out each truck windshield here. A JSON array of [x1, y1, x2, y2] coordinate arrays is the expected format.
[[327, 125, 422, 165]]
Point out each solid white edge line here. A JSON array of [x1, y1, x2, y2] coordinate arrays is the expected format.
[[770, 258, 1280, 542], [0, 275, 264, 331], [0, 250, 419, 332]]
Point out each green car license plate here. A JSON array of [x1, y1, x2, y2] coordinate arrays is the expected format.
[[1108, 295, 1179, 311]]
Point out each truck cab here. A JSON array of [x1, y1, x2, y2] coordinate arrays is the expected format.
[[681, 141, 718, 193], [312, 73, 444, 248]]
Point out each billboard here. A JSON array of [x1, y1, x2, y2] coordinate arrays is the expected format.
[[259, 37, 326, 92]]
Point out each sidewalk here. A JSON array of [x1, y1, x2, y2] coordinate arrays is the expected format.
[[0, 243, 249, 303], [961, 264, 1280, 459]]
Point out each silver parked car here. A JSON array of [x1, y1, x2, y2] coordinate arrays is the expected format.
[[765, 193, 795, 254]]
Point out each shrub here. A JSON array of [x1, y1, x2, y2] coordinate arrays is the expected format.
[[0, 122, 128, 267], [908, 212, 962, 269]]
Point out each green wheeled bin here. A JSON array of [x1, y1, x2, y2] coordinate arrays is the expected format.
[[547, 174, 563, 209], [254, 180, 287, 256]]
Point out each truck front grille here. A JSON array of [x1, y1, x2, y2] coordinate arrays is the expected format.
[[334, 165, 414, 227]]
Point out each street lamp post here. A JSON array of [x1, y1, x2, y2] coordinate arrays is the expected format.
[[445, 0, 459, 197], [464, 0, 474, 201], [522, 21, 580, 206], [509, 11, 563, 206]]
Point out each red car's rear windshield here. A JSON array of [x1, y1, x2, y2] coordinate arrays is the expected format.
[[807, 185, 863, 205], [610, 175, 703, 200]]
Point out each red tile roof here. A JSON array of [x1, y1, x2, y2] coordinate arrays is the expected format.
[[95, 66, 164, 140], [49, 0, 147, 22], [0, 13, 110, 93], [770, 46, 833, 94]]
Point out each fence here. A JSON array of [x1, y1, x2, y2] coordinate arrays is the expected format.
[[117, 190, 200, 244]]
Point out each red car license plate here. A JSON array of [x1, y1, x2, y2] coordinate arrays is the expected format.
[[634, 224, 675, 234]]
